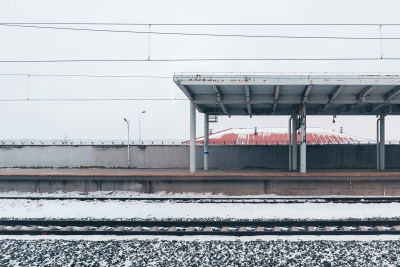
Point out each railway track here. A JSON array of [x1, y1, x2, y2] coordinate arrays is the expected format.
[[1, 219, 400, 236], [1, 196, 400, 204]]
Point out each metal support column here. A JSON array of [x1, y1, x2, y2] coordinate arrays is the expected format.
[[299, 103, 307, 173], [204, 114, 209, 171], [288, 116, 292, 170], [377, 117, 380, 170], [292, 115, 298, 171], [380, 116, 385, 170], [190, 102, 196, 173]]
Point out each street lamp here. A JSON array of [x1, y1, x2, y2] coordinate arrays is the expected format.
[[123, 118, 130, 168], [139, 110, 146, 143]]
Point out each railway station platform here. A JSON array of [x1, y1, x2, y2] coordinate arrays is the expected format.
[[1, 168, 400, 196]]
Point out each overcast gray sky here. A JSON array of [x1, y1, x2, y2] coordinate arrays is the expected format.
[[0, 0, 399, 141]]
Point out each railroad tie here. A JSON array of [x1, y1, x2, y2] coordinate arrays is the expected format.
[[391, 226, 400, 231], [357, 226, 367, 231], [306, 226, 316, 231], [9, 225, 22, 231], [341, 226, 351, 231], [273, 227, 281, 232], [0, 225, 6, 230], [167, 227, 176, 232], [96, 226, 108, 231], [114, 226, 126, 231], [238, 227, 246, 232], [374, 226, 384, 231], [26, 226, 39, 231], [186, 226, 195, 232], [255, 227, 263, 232], [43, 226, 56, 231], [324, 226, 333, 231], [79, 226, 90, 231], [221, 227, 229, 232], [132, 226, 142, 232], [203, 227, 212, 232], [149, 226, 159, 232], [60, 226, 74, 231], [290, 226, 298, 232]]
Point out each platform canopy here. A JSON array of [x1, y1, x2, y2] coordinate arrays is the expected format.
[[174, 73, 400, 116]]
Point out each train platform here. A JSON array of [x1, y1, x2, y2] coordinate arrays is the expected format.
[[1, 168, 400, 195], [0, 168, 400, 180]]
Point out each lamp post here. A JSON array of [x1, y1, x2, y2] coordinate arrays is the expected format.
[[139, 110, 146, 143], [123, 118, 130, 168]]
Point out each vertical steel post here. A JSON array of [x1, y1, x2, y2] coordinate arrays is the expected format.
[[292, 115, 298, 171], [380, 116, 385, 170], [190, 102, 196, 173], [376, 117, 380, 170], [299, 104, 307, 173], [288, 116, 292, 170], [125, 120, 130, 169], [204, 114, 209, 171]]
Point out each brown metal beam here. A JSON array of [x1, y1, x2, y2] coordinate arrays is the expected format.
[[272, 85, 280, 113], [322, 85, 345, 112], [245, 85, 251, 115], [212, 85, 228, 114]]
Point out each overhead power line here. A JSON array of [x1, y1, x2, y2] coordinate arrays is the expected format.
[[1, 23, 400, 26], [1, 24, 399, 40], [0, 98, 188, 102], [0, 73, 172, 78], [1, 58, 400, 63]]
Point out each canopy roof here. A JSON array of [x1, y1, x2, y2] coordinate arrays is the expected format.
[[173, 73, 400, 115]]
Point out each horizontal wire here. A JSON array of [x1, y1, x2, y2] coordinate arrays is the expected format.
[[1, 23, 400, 26], [1, 24, 399, 40], [1, 58, 399, 63], [0, 73, 172, 78], [0, 98, 188, 102]]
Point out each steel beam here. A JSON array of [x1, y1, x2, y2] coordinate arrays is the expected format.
[[292, 116, 298, 171], [380, 116, 385, 170], [212, 85, 228, 114], [302, 85, 313, 101], [386, 86, 400, 101], [322, 85, 345, 112], [204, 114, 209, 171], [175, 74, 400, 86], [356, 85, 376, 102], [190, 102, 196, 173], [299, 104, 307, 173], [272, 85, 280, 113], [288, 116, 292, 170], [245, 85, 252, 115]]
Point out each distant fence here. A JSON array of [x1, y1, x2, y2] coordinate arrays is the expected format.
[[1, 139, 399, 146]]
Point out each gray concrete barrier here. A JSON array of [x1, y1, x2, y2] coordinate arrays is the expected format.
[[0, 144, 399, 169]]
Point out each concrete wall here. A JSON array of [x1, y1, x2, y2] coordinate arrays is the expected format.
[[1, 179, 399, 196], [0, 144, 399, 169]]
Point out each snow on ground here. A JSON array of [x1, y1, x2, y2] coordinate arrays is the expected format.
[[2, 234, 400, 242], [1, 239, 400, 266], [0, 195, 400, 220]]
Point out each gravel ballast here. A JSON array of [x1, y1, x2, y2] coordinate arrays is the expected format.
[[1, 239, 400, 266]]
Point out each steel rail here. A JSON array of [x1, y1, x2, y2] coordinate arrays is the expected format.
[[0, 219, 400, 236]]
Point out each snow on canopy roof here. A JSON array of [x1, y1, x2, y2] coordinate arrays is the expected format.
[[195, 127, 372, 145]]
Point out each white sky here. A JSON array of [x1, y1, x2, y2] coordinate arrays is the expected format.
[[0, 0, 399, 141]]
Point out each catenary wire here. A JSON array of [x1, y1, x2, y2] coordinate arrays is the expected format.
[[1, 24, 399, 40], [1, 23, 400, 26], [0, 98, 188, 102], [1, 58, 400, 63], [0, 74, 172, 78]]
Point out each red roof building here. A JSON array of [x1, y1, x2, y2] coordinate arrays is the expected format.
[[195, 127, 371, 145]]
